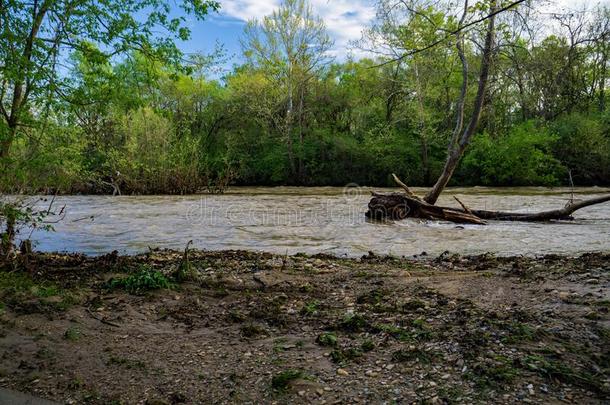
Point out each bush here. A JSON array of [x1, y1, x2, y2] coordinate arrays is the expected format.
[[459, 121, 565, 186], [551, 112, 610, 185]]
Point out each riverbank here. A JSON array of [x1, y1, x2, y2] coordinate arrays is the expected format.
[[0, 250, 609, 404]]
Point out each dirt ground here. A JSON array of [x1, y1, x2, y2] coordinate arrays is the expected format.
[[0, 249, 608, 404]]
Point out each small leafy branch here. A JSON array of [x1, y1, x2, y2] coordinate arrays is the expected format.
[[0, 195, 65, 260]]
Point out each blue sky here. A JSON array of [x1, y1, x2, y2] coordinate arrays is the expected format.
[[176, 0, 608, 76], [177, 0, 377, 74]]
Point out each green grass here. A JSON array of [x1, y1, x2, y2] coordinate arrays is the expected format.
[[521, 354, 607, 394], [0, 271, 60, 298], [501, 322, 544, 344], [468, 355, 520, 390], [0, 271, 75, 311]]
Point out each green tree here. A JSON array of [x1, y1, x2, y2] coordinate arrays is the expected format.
[[0, 0, 220, 159], [241, 0, 333, 182]]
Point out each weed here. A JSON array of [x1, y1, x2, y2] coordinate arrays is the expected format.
[[271, 370, 303, 391], [392, 347, 436, 364], [520, 354, 606, 393], [64, 326, 81, 341], [67, 377, 83, 390], [316, 332, 338, 347], [173, 240, 196, 282], [437, 386, 466, 404], [107, 356, 146, 370], [361, 339, 375, 352], [468, 355, 519, 389], [371, 321, 433, 342], [240, 323, 266, 338], [300, 300, 320, 316], [228, 310, 246, 323], [249, 298, 287, 326], [356, 289, 385, 305], [501, 322, 543, 343], [45, 293, 77, 311], [330, 347, 362, 363], [299, 284, 314, 293], [0, 271, 64, 305], [401, 300, 426, 311], [107, 265, 172, 295], [339, 313, 367, 333]]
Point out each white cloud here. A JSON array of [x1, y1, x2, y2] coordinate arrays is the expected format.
[[219, 0, 376, 59], [218, 0, 610, 60], [220, 0, 280, 22]]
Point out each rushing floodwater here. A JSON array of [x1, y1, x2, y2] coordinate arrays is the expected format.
[[23, 187, 610, 257]]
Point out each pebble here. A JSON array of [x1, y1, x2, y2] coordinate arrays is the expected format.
[[298, 390, 306, 397], [337, 368, 349, 376], [585, 278, 600, 284]]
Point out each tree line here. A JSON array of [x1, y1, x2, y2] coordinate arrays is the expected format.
[[1, 0, 609, 194]]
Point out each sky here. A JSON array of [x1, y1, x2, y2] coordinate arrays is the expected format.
[[179, 0, 609, 75]]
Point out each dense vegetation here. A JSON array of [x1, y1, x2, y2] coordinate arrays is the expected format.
[[1, 0, 609, 194]]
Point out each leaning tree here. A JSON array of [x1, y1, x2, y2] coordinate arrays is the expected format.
[[364, 0, 610, 223]]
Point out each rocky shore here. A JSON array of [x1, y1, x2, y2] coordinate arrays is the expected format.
[[0, 250, 608, 404]]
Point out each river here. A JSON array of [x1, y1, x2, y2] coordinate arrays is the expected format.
[[25, 186, 610, 257]]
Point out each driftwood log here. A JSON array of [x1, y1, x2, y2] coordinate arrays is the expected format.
[[366, 174, 610, 224]]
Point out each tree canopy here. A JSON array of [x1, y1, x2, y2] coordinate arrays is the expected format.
[[0, 0, 608, 194]]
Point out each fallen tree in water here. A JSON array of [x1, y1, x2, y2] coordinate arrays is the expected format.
[[366, 174, 610, 224]]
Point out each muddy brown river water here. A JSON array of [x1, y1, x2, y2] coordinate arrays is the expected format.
[[25, 186, 610, 257]]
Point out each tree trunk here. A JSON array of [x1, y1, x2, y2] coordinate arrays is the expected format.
[[424, 0, 498, 205], [0, 125, 17, 159]]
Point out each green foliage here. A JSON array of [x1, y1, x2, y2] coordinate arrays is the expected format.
[[551, 112, 610, 185], [361, 339, 375, 352], [1, 1, 609, 192], [459, 122, 565, 186], [300, 300, 320, 316], [64, 326, 81, 342], [330, 347, 362, 363], [339, 313, 368, 333], [520, 355, 606, 393], [316, 332, 338, 347], [468, 355, 520, 389], [107, 266, 172, 295]]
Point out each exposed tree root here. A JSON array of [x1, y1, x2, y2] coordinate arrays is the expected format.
[[366, 175, 610, 224]]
